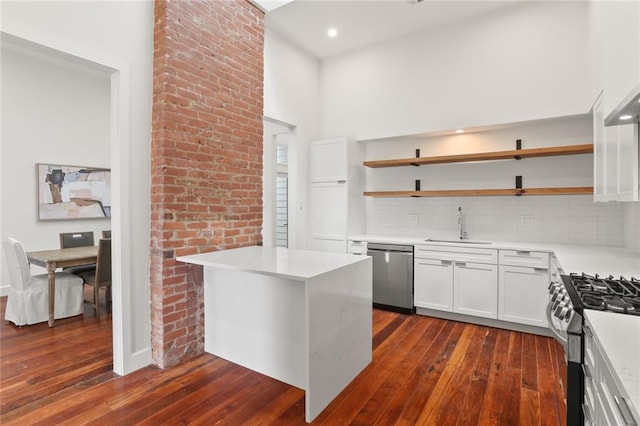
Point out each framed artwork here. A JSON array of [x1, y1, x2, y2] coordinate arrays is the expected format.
[[37, 163, 111, 221]]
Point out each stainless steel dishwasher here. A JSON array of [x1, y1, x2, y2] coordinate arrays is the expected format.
[[367, 243, 414, 314]]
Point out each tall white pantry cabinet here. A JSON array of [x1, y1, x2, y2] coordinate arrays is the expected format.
[[308, 138, 365, 253]]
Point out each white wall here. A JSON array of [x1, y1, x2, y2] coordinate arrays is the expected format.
[[588, 1, 640, 115], [264, 26, 322, 249], [1, 44, 111, 289], [321, 1, 591, 141], [364, 115, 625, 247], [623, 203, 640, 254], [1, 0, 154, 372]]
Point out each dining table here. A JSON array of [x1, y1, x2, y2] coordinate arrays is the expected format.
[[26, 245, 98, 327]]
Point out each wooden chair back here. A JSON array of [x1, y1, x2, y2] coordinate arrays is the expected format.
[[60, 232, 95, 249], [95, 238, 112, 287]]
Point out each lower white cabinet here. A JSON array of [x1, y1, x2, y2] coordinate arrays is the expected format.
[[414, 258, 453, 312], [584, 319, 639, 425], [498, 264, 549, 327], [454, 262, 498, 319], [414, 245, 498, 319], [497, 249, 549, 328]]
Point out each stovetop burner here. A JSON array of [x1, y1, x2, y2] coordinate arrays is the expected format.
[[566, 273, 640, 315]]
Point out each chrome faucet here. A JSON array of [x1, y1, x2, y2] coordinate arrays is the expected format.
[[458, 206, 467, 240]]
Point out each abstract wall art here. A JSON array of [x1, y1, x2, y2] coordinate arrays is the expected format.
[[37, 163, 111, 221]]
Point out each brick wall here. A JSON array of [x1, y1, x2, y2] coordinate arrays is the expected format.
[[150, 0, 264, 368]]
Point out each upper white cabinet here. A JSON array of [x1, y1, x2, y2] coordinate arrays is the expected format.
[[310, 138, 347, 183], [308, 138, 365, 253], [594, 93, 639, 202], [590, 2, 640, 202]]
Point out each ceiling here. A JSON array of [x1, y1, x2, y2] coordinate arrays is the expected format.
[[261, 0, 523, 59]]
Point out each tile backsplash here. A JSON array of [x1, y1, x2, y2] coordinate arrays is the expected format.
[[366, 195, 625, 247]]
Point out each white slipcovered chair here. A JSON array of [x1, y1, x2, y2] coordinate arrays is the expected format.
[[3, 237, 84, 326]]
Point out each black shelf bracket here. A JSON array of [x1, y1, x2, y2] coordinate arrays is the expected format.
[[514, 139, 522, 160], [411, 148, 420, 166], [515, 175, 523, 196]]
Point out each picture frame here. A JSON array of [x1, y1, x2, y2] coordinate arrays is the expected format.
[[37, 163, 111, 221]]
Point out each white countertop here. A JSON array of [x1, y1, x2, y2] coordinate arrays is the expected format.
[[585, 310, 640, 421], [350, 234, 640, 277], [177, 245, 368, 280]]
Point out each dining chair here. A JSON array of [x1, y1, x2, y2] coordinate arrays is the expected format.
[[3, 237, 84, 326], [78, 238, 112, 318], [59, 231, 95, 249], [102, 230, 111, 239], [59, 231, 96, 275]]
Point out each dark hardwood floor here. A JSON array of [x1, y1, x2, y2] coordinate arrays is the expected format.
[[0, 295, 567, 425]]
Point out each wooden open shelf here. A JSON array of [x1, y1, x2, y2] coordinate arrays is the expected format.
[[363, 144, 593, 168], [364, 187, 594, 198]]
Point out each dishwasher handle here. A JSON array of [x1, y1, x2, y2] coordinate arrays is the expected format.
[[367, 243, 414, 253]]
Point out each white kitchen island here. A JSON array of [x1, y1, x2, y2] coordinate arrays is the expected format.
[[176, 246, 372, 423]]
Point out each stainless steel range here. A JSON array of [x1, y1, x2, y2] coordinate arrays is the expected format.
[[547, 273, 640, 425]]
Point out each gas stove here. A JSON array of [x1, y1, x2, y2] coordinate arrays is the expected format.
[[564, 273, 640, 316], [548, 272, 640, 425]]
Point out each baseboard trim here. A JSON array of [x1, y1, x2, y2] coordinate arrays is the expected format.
[[415, 307, 552, 337]]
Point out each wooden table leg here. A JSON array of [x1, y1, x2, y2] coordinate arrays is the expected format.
[[48, 263, 56, 327]]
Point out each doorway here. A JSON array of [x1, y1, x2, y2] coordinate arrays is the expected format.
[[263, 118, 296, 248], [0, 30, 132, 375]]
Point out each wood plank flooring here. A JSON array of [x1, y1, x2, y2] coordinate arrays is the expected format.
[[0, 296, 567, 425]]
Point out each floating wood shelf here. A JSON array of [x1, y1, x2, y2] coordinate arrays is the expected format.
[[363, 144, 594, 168], [364, 187, 594, 198]]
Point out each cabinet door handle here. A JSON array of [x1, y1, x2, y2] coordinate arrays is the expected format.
[[534, 268, 549, 274], [583, 324, 593, 337], [455, 262, 467, 267], [582, 363, 592, 379], [582, 404, 592, 423], [614, 396, 637, 426], [516, 250, 531, 255], [337, 179, 346, 183], [441, 260, 452, 265]]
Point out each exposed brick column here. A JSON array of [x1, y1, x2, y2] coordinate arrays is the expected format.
[[150, 0, 264, 368]]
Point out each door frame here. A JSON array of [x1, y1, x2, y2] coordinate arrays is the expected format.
[[0, 26, 132, 375]]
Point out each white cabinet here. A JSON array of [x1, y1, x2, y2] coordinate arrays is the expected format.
[[584, 319, 640, 426], [453, 262, 498, 319], [590, 2, 640, 203], [414, 245, 497, 319], [498, 250, 550, 328], [594, 93, 639, 202], [414, 258, 453, 312], [308, 138, 365, 253]]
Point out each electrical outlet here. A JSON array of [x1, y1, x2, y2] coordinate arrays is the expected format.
[[520, 214, 534, 226], [408, 213, 419, 225]]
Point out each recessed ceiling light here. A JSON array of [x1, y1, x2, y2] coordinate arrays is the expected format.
[[327, 28, 338, 38], [619, 114, 633, 120], [455, 129, 464, 134]]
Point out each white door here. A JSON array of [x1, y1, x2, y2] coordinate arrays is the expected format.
[[453, 261, 498, 319], [498, 265, 549, 327], [414, 258, 453, 312]]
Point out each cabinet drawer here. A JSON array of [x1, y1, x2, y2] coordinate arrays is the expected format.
[[499, 250, 549, 269], [415, 244, 497, 264]]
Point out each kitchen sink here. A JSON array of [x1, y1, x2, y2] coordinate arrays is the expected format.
[[424, 238, 492, 245]]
